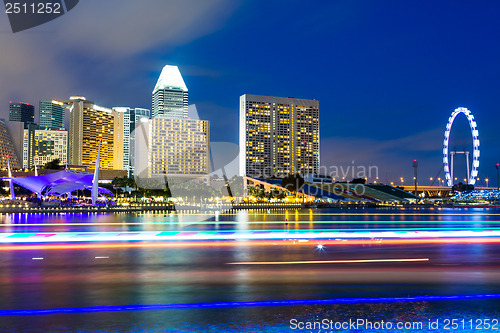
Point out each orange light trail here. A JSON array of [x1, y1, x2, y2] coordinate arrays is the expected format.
[[0, 237, 500, 251], [227, 258, 430, 265]]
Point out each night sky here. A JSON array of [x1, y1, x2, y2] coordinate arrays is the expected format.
[[0, 0, 499, 184]]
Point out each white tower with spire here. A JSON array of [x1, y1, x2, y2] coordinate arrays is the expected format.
[[152, 65, 188, 119]]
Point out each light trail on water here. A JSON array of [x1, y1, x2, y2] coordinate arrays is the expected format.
[[0, 237, 500, 251], [226, 258, 430, 265], [0, 229, 500, 243], [1, 294, 499, 315]]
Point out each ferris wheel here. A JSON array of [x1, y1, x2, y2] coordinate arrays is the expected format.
[[443, 107, 480, 186]]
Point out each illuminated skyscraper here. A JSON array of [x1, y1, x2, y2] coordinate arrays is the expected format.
[[23, 129, 68, 169], [143, 65, 209, 179], [39, 100, 65, 130], [146, 116, 209, 178], [67, 97, 121, 170], [112, 107, 151, 176], [239, 94, 319, 178], [152, 65, 188, 119], [9, 102, 35, 127]]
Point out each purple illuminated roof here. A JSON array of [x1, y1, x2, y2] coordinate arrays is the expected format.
[[6, 170, 112, 197]]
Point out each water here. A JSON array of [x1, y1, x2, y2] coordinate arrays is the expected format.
[[0, 207, 499, 332]]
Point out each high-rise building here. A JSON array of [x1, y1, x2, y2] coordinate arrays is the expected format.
[[0, 120, 21, 170], [5, 120, 25, 165], [144, 64, 209, 180], [40, 100, 65, 130], [112, 107, 128, 172], [239, 94, 320, 178], [21, 123, 39, 170], [152, 65, 188, 119], [9, 102, 35, 127], [129, 108, 150, 175], [67, 96, 121, 170], [113, 107, 151, 176], [23, 128, 67, 169], [147, 116, 209, 178]]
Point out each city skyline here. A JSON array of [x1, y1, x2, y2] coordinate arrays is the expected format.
[[3, 4, 500, 333], [0, 1, 499, 183]]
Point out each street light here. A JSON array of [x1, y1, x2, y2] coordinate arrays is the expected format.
[[496, 163, 500, 190], [412, 159, 418, 196], [486, 178, 489, 188]]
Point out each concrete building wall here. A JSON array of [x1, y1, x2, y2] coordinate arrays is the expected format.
[[0, 120, 21, 169]]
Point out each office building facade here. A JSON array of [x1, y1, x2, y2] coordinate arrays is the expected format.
[[152, 65, 188, 119], [67, 97, 120, 170], [129, 108, 150, 176], [23, 129, 68, 169], [40, 100, 65, 130], [113, 107, 151, 176], [9, 102, 35, 127], [147, 116, 209, 178], [239, 94, 319, 178]]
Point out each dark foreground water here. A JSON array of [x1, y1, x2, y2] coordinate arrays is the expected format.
[[0, 207, 500, 332], [3, 300, 500, 332]]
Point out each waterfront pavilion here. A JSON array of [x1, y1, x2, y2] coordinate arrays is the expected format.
[[5, 169, 113, 201]]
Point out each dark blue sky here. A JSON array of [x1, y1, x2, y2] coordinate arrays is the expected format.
[[1, 0, 499, 184]]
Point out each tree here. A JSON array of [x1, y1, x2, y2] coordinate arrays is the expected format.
[[42, 158, 61, 170], [453, 182, 474, 192], [276, 190, 286, 200], [227, 176, 244, 197], [351, 178, 366, 184], [248, 185, 266, 199], [281, 174, 305, 193], [112, 176, 136, 188], [0, 180, 8, 196]]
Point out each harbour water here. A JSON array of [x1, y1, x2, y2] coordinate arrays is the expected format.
[[1, 207, 499, 332]]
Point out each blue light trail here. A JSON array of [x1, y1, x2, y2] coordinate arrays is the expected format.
[[1, 294, 499, 315]]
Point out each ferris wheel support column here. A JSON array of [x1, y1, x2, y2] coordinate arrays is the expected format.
[[450, 152, 455, 186], [465, 152, 470, 186]]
